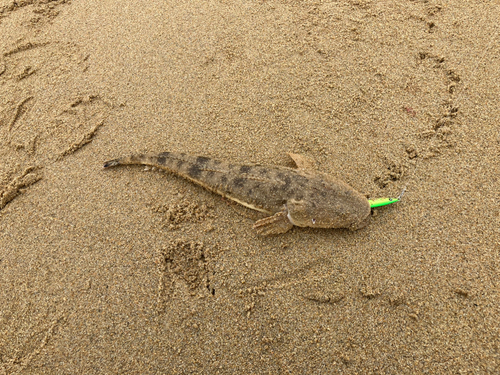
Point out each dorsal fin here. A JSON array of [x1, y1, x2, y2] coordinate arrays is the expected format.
[[288, 153, 317, 173]]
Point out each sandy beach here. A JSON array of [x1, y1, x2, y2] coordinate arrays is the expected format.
[[1, 0, 499, 373]]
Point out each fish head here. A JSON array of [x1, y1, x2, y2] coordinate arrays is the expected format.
[[285, 180, 371, 230]]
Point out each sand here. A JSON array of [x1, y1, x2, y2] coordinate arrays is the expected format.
[[1, 0, 499, 373]]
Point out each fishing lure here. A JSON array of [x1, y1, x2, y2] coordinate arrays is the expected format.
[[369, 187, 405, 208], [369, 197, 400, 208]]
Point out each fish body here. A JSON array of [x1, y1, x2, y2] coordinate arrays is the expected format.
[[103, 152, 371, 235]]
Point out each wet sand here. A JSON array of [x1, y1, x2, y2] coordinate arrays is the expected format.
[[1, 0, 499, 373]]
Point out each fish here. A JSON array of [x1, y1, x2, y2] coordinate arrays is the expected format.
[[103, 152, 371, 235]]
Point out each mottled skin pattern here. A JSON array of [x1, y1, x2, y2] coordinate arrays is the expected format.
[[103, 152, 371, 235]]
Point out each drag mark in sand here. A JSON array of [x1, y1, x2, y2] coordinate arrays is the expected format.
[[0, 166, 42, 211], [7, 96, 33, 132]]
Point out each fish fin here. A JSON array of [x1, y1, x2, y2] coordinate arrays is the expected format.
[[288, 153, 317, 172], [253, 209, 293, 236]]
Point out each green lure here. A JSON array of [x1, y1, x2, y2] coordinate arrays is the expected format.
[[369, 187, 406, 208], [368, 197, 400, 208]]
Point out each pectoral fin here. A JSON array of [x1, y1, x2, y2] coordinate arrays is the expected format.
[[253, 208, 294, 236]]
